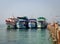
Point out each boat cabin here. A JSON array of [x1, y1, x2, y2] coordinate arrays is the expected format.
[[37, 17, 47, 28], [28, 19, 37, 29], [17, 17, 29, 29]]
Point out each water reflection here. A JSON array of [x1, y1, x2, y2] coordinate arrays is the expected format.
[[7, 29, 17, 32], [0, 28, 53, 44]]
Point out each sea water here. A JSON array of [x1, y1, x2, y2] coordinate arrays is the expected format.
[[0, 24, 53, 44]]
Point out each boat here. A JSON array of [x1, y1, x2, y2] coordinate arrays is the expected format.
[[17, 16, 29, 29], [37, 17, 47, 29], [5, 17, 17, 29], [28, 19, 37, 29], [5, 16, 47, 29]]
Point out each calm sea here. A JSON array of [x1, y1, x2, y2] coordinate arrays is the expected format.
[[0, 24, 53, 44]]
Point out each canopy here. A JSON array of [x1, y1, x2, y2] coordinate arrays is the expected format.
[[38, 17, 46, 21]]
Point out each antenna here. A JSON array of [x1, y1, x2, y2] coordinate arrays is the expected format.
[[12, 12, 15, 18]]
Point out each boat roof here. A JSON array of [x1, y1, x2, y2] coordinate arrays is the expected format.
[[29, 19, 36, 20], [37, 17, 46, 21], [29, 19, 37, 22], [17, 17, 28, 20], [38, 17, 46, 20]]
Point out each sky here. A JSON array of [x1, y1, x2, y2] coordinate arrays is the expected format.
[[0, 0, 60, 24]]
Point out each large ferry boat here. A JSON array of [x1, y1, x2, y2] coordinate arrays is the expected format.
[[37, 17, 47, 29], [17, 16, 29, 29], [28, 19, 37, 29], [5, 17, 17, 29]]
